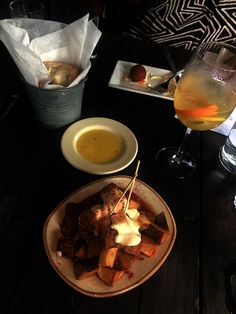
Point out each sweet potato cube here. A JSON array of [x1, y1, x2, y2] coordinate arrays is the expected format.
[[138, 214, 152, 230], [74, 245, 87, 260], [74, 261, 98, 280], [98, 247, 118, 268], [97, 267, 124, 286], [87, 238, 101, 258], [123, 243, 142, 258], [155, 211, 169, 231], [140, 235, 157, 257], [115, 251, 136, 272], [157, 230, 169, 244], [102, 228, 117, 248], [57, 237, 75, 258], [141, 225, 169, 244]]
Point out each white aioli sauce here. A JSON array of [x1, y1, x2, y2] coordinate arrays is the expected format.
[[111, 208, 141, 246]]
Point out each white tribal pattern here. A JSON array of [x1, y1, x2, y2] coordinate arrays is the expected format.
[[124, 0, 236, 50]]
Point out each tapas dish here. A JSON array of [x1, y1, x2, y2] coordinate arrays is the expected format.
[[43, 176, 176, 297], [108, 60, 174, 100]]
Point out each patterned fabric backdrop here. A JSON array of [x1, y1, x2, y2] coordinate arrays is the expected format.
[[123, 0, 236, 50]]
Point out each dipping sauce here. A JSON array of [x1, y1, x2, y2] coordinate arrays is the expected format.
[[76, 129, 125, 164]]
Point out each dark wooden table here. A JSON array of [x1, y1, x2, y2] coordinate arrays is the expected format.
[[0, 33, 236, 314]]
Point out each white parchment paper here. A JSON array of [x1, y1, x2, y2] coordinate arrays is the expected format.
[[0, 14, 101, 88]]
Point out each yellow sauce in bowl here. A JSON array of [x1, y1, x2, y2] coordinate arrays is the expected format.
[[76, 129, 125, 164]]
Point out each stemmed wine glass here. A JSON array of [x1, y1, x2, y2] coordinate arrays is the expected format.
[[156, 41, 236, 179], [9, 0, 45, 19]]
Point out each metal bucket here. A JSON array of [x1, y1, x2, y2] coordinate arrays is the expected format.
[[24, 78, 86, 128]]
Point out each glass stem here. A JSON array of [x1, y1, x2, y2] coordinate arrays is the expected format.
[[177, 128, 192, 156], [171, 128, 192, 163]]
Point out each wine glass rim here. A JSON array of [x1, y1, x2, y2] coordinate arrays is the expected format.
[[10, 0, 45, 14], [196, 41, 236, 72]]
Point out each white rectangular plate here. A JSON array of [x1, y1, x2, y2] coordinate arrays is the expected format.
[[108, 60, 174, 101]]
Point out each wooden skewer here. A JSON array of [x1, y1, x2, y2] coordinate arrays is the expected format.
[[109, 160, 141, 215], [109, 177, 135, 215], [124, 160, 140, 213]]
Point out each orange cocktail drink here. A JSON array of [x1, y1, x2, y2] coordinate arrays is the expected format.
[[174, 71, 236, 131]]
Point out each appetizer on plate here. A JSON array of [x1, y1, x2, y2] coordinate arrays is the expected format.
[[108, 60, 174, 100], [129, 64, 147, 82], [56, 182, 170, 287]]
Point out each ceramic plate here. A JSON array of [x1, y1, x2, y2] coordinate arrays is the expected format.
[[61, 117, 138, 175], [108, 60, 174, 100], [43, 176, 177, 298]]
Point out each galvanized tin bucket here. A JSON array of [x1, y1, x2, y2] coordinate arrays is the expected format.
[[24, 78, 86, 128]]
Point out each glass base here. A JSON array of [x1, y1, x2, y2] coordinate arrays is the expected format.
[[219, 146, 236, 174], [155, 147, 196, 179]]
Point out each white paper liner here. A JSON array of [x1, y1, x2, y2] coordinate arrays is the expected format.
[[0, 14, 102, 88]]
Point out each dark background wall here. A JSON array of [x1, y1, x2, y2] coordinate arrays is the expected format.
[[0, 0, 155, 33]]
